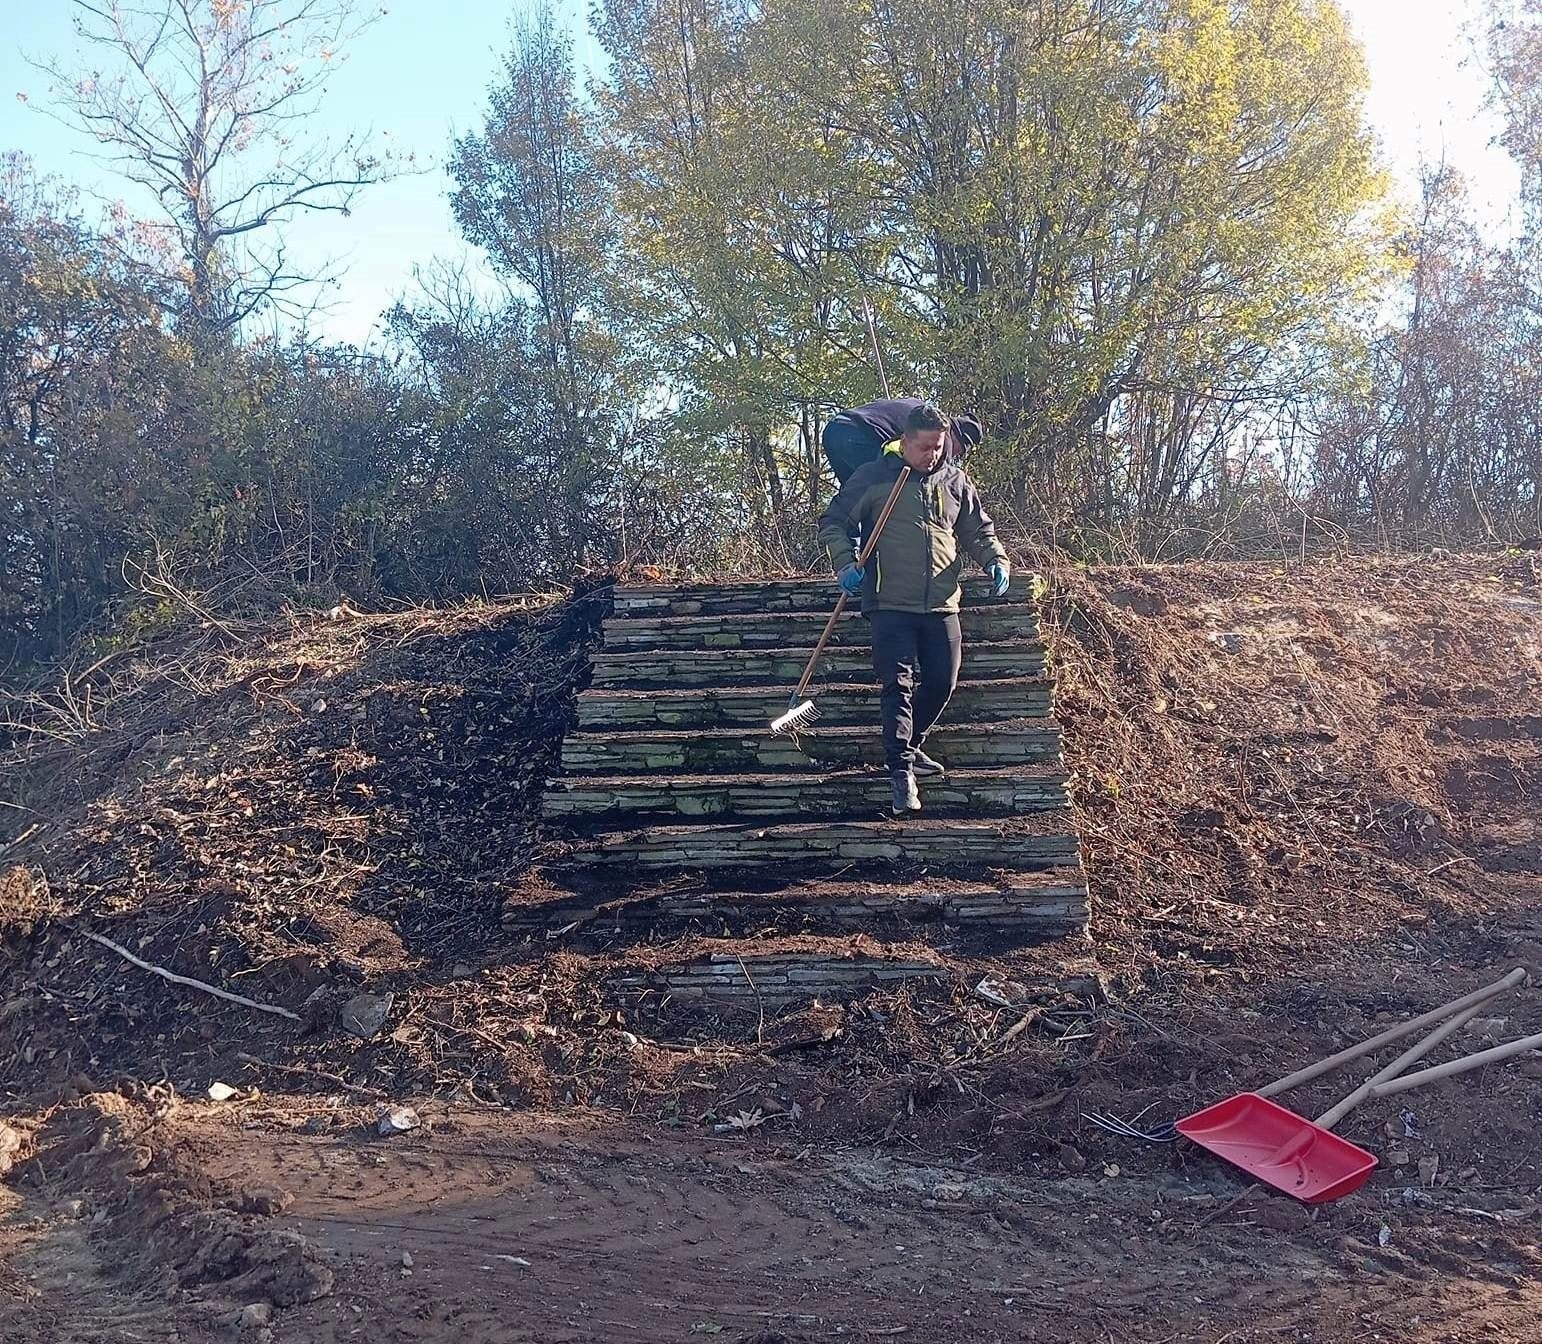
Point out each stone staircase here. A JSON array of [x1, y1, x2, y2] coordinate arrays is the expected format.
[[512, 576, 1088, 1014]]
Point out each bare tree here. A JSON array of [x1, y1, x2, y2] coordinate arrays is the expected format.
[[35, 0, 397, 336]]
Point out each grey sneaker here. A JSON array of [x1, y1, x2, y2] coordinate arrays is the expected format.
[[890, 770, 921, 814], [911, 747, 946, 778]]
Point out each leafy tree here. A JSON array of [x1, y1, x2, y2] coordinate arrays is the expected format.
[[447, 6, 638, 577], [0, 155, 182, 660]]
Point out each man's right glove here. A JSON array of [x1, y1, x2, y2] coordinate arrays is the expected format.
[[837, 563, 865, 597], [988, 559, 1011, 597]]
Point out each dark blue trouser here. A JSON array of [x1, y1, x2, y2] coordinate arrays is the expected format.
[[822, 415, 881, 485], [870, 610, 962, 773]]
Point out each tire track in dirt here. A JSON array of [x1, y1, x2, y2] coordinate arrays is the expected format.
[[174, 1112, 1463, 1344]]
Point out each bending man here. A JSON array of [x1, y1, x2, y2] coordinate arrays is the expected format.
[[817, 402, 1010, 814], [821, 397, 984, 486]]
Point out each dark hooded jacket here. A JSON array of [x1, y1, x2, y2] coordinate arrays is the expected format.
[[817, 452, 1007, 614]]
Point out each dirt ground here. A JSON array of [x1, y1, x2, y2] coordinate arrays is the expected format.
[[4, 1093, 1542, 1344], [2, 550, 1540, 1342]]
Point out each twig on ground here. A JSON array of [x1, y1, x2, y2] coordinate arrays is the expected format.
[[1426, 854, 1478, 878], [82, 930, 301, 1021], [234, 1051, 385, 1098], [736, 953, 766, 1046]]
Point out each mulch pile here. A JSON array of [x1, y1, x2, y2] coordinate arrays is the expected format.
[[1, 552, 1539, 1178]]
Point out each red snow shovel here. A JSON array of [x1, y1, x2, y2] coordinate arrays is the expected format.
[[1176, 967, 1534, 1204]]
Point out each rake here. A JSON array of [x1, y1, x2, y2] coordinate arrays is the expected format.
[[773, 289, 906, 738], [770, 464, 911, 736]]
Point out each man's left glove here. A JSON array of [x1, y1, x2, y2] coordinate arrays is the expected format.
[[988, 559, 1011, 598], [837, 563, 866, 597]]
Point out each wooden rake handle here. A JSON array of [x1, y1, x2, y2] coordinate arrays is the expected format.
[[790, 465, 912, 704], [1257, 967, 1529, 1100]]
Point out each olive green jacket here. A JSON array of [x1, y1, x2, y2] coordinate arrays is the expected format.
[[817, 453, 1008, 614]]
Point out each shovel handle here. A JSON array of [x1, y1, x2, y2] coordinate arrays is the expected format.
[[1313, 1000, 1494, 1129], [1258, 967, 1529, 1100], [1365, 1026, 1542, 1101], [790, 466, 912, 703]]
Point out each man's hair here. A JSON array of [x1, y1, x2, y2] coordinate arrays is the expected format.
[[903, 402, 949, 435]]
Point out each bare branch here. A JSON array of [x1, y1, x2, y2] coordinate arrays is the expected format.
[[36, 0, 394, 334]]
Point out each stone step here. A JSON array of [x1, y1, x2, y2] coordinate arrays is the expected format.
[[601, 603, 1038, 652], [609, 939, 950, 1010], [558, 719, 1066, 774], [588, 639, 1045, 689], [542, 766, 1070, 824], [555, 816, 1081, 872], [576, 677, 1051, 731], [504, 868, 1089, 941], [612, 572, 1034, 617]]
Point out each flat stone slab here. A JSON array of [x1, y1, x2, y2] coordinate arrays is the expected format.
[[588, 640, 1045, 689], [557, 816, 1081, 871], [611, 949, 949, 1009], [558, 721, 1066, 774], [576, 678, 1052, 730], [542, 766, 1071, 824], [600, 604, 1038, 652], [505, 869, 1090, 941], [611, 573, 1034, 617]]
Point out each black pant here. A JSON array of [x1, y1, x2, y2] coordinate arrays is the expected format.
[[871, 609, 962, 773], [822, 415, 881, 485]]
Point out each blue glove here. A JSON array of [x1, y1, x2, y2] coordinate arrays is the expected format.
[[988, 560, 1011, 597], [837, 563, 865, 597]]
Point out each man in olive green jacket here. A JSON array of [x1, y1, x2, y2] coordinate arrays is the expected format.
[[817, 403, 1011, 813]]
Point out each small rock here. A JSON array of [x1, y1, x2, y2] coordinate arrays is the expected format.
[[299, 1115, 330, 1135], [377, 1105, 420, 1137], [62, 1199, 84, 1218], [0, 1125, 21, 1158], [238, 1301, 273, 1330], [1520, 1054, 1542, 1080], [207, 1082, 239, 1102], [400, 1251, 414, 1268], [1378, 1223, 1393, 1248], [240, 1187, 294, 1217], [451, 964, 472, 979], [1057, 1143, 1087, 1172], [1418, 1155, 1440, 1187], [1254, 1200, 1312, 1232], [975, 976, 1028, 1008], [1387, 1148, 1411, 1167], [341, 991, 394, 1040], [1465, 1016, 1509, 1041]]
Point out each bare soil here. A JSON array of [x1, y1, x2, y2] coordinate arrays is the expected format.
[[2, 550, 1541, 1342]]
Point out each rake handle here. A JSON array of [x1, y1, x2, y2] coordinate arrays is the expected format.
[[790, 465, 912, 703], [1366, 1025, 1542, 1100], [1313, 1000, 1496, 1129], [1257, 967, 1528, 1100]]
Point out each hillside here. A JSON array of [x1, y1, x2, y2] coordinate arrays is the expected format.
[[2, 551, 1540, 1343]]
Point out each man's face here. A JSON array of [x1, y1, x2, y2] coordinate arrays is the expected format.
[[901, 428, 947, 472]]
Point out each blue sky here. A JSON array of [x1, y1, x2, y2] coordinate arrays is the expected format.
[[0, 1, 1519, 346]]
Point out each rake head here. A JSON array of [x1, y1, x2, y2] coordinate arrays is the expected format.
[[770, 697, 819, 736]]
